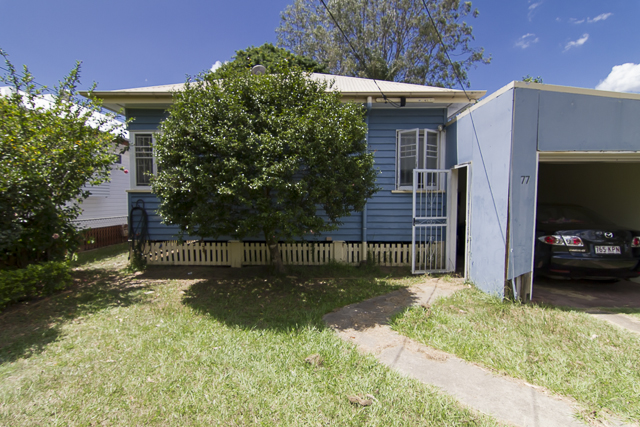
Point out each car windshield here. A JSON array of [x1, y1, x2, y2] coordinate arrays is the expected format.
[[536, 205, 617, 228]]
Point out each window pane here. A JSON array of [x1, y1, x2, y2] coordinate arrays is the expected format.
[[135, 134, 154, 186], [399, 131, 417, 187], [426, 132, 438, 169], [136, 159, 153, 185], [417, 131, 425, 169], [400, 157, 415, 186], [397, 129, 440, 189]]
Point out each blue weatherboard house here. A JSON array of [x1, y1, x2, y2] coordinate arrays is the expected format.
[[90, 76, 640, 301]]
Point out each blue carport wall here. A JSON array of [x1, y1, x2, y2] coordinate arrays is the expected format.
[[447, 82, 640, 300]]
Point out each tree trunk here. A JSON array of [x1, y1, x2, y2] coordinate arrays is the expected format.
[[265, 233, 285, 274]]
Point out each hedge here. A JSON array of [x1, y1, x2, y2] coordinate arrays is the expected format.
[[0, 261, 72, 310]]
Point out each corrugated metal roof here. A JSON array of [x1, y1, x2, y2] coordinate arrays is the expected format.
[[108, 83, 185, 93], [96, 73, 483, 98], [85, 73, 486, 116], [310, 73, 466, 95]]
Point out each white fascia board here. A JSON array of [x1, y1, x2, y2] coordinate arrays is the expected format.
[[447, 82, 517, 124], [538, 151, 640, 162], [512, 81, 640, 101], [87, 82, 485, 111]]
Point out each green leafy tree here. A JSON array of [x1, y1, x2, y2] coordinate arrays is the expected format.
[[153, 64, 378, 272], [214, 43, 329, 76], [522, 74, 543, 83], [277, 0, 490, 87], [0, 50, 125, 268]]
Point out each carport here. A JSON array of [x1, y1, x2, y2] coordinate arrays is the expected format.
[[537, 153, 640, 233], [447, 82, 640, 301]]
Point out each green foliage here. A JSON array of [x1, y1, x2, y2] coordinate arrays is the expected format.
[[522, 74, 544, 83], [0, 261, 71, 309], [0, 49, 126, 268], [213, 43, 328, 76], [277, 0, 491, 87], [127, 247, 147, 272], [153, 64, 378, 270]]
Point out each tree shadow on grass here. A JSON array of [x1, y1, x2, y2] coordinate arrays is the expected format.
[[177, 264, 414, 332], [0, 268, 151, 364]]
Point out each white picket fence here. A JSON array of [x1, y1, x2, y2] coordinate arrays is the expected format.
[[139, 240, 439, 268], [145, 241, 229, 266]]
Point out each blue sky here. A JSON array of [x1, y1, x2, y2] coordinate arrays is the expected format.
[[1, 0, 639, 97]]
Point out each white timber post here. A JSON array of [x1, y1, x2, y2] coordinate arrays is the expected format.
[[333, 241, 346, 263], [228, 240, 243, 268], [361, 242, 368, 264]]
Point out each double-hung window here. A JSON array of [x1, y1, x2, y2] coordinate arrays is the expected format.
[[133, 133, 155, 187], [396, 129, 441, 190]]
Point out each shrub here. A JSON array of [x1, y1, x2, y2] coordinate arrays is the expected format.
[[0, 49, 126, 268], [0, 261, 72, 309]]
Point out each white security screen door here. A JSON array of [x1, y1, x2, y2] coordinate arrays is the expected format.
[[412, 169, 457, 274]]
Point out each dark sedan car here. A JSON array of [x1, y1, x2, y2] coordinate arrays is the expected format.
[[535, 204, 640, 280]]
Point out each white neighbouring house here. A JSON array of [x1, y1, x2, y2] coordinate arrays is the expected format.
[[76, 145, 130, 230]]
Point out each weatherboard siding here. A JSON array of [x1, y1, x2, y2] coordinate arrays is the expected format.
[[78, 152, 130, 228], [126, 106, 448, 243], [129, 192, 183, 241], [365, 107, 447, 241], [126, 108, 169, 131], [128, 191, 363, 242]]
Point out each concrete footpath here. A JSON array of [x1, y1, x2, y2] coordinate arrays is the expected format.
[[323, 279, 631, 427], [586, 310, 640, 335]]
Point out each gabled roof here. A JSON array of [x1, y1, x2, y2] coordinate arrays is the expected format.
[[452, 80, 640, 123], [84, 73, 486, 117]]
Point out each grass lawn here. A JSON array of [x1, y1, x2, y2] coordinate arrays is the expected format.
[[71, 243, 130, 268], [391, 286, 640, 424], [0, 246, 502, 426]]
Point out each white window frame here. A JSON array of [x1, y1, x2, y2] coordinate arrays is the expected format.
[[130, 131, 158, 190], [396, 128, 443, 190]]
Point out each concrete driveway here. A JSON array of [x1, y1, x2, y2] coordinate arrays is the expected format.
[[531, 277, 640, 335], [531, 277, 640, 309]]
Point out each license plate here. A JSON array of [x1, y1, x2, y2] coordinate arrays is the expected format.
[[595, 246, 621, 254]]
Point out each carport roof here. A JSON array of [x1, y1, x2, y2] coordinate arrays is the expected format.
[[451, 80, 640, 122]]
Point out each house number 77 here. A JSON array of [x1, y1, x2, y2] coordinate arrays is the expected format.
[[521, 176, 530, 184]]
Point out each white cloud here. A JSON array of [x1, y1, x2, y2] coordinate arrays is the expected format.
[[515, 33, 539, 49], [596, 63, 640, 93], [564, 33, 589, 51], [528, 1, 542, 11], [588, 13, 612, 23], [211, 61, 223, 72], [569, 12, 612, 24], [528, 1, 543, 20]]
